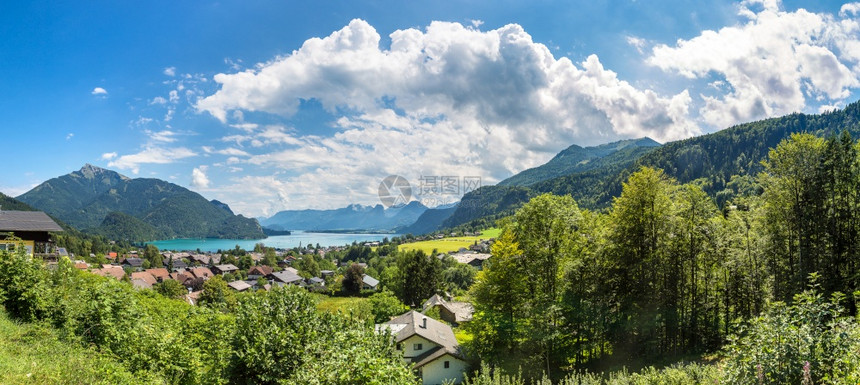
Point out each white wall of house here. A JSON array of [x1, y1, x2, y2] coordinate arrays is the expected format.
[[420, 354, 469, 385], [400, 334, 436, 359]]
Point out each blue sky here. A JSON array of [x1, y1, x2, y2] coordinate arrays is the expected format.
[[1, 0, 858, 216]]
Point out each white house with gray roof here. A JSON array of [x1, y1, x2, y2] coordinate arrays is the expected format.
[[377, 310, 469, 384]]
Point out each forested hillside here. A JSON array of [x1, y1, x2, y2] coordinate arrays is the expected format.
[[440, 101, 860, 230], [17, 164, 264, 241]]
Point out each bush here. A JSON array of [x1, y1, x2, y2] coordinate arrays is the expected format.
[[722, 275, 860, 385]]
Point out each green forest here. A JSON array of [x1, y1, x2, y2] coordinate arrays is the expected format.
[[465, 132, 860, 383]]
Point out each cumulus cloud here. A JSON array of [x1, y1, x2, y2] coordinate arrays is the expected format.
[[198, 19, 697, 144], [191, 166, 210, 189], [164, 66, 176, 77], [193, 18, 705, 213], [101, 152, 117, 160], [107, 147, 196, 174], [65, 133, 74, 140], [648, 1, 860, 128], [91, 87, 108, 95]]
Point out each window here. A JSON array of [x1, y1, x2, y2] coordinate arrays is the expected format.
[[413, 343, 423, 351], [396, 343, 402, 350], [444, 360, 450, 369]]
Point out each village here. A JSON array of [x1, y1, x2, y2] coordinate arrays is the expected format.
[[0, 209, 492, 384]]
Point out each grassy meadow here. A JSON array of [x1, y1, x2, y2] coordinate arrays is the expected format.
[[398, 228, 501, 254]]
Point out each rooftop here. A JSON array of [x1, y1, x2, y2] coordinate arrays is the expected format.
[[0, 210, 63, 232]]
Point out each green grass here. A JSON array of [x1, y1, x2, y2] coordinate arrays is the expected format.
[[314, 294, 372, 321], [0, 309, 159, 385], [399, 228, 501, 254]]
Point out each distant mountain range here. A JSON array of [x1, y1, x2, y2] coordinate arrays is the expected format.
[[16, 164, 264, 241], [261, 201, 428, 232]]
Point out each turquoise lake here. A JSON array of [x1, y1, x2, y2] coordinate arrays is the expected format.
[[148, 231, 397, 252]]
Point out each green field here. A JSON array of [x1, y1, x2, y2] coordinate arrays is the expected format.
[[314, 294, 372, 321], [398, 228, 501, 254]]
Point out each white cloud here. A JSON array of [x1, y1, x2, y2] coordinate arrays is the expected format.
[[841, 3, 860, 17], [648, 2, 860, 128], [91, 87, 108, 95], [164, 66, 176, 77], [65, 133, 74, 140], [191, 166, 210, 189], [151, 96, 167, 105], [217, 147, 250, 156], [101, 152, 117, 160], [195, 18, 703, 214], [108, 146, 196, 174], [626, 35, 647, 54], [146, 130, 178, 143]]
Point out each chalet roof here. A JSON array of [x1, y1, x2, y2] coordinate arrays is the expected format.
[[121, 257, 143, 267], [93, 265, 125, 280], [130, 271, 157, 286], [213, 264, 239, 272], [422, 294, 474, 323], [145, 268, 170, 280], [381, 310, 462, 360], [269, 270, 302, 284], [248, 265, 274, 276], [189, 267, 214, 280], [362, 274, 379, 287], [227, 280, 252, 291], [131, 278, 152, 290], [0, 210, 63, 232]]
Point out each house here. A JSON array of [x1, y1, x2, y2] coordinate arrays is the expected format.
[[130, 271, 158, 287], [320, 270, 335, 278], [227, 280, 252, 292], [93, 264, 126, 280], [306, 277, 325, 287], [268, 270, 303, 287], [451, 252, 491, 269], [362, 274, 380, 290], [212, 264, 239, 275], [422, 294, 474, 325], [377, 310, 469, 384], [145, 268, 170, 282], [131, 278, 153, 290], [188, 267, 214, 280], [0, 210, 63, 258], [169, 271, 194, 286], [186, 291, 202, 306], [107, 252, 118, 260], [121, 257, 144, 271], [248, 265, 274, 279], [164, 256, 188, 270]]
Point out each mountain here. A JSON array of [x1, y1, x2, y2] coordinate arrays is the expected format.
[[437, 100, 860, 230], [262, 201, 428, 231], [399, 203, 459, 235], [17, 165, 264, 241], [0, 192, 37, 212], [497, 137, 661, 187]]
